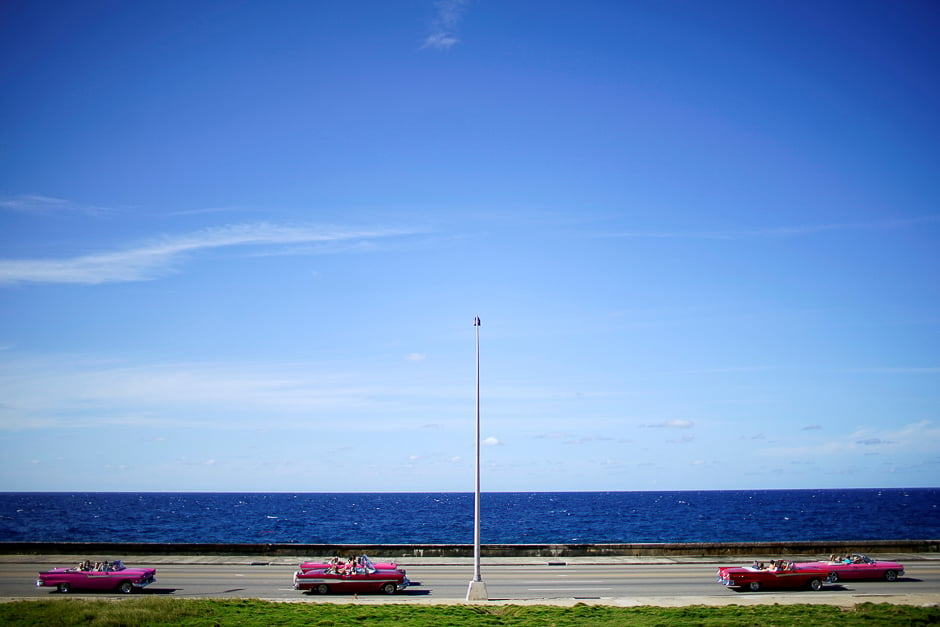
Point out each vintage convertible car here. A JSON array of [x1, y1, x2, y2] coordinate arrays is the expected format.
[[36, 560, 157, 593], [293, 555, 409, 595], [298, 557, 399, 572], [717, 559, 835, 592], [796, 553, 905, 582]]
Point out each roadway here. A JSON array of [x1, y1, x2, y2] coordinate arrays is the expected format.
[[2, 556, 938, 606]]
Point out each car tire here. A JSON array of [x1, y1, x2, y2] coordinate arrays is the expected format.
[[315, 584, 328, 595], [884, 570, 898, 582], [808, 578, 823, 591], [118, 581, 134, 594], [747, 581, 761, 592], [381, 582, 397, 595], [828, 572, 840, 583], [57, 583, 71, 593]]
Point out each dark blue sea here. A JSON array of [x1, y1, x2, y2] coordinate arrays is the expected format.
[[0, 489, 937, 545]]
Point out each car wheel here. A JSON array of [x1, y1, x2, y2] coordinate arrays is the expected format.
[[57, 583, 71, 593], [118, 581, 134, 594], [315, 584, 328, 595], [808, 578, 823, 591], [828, 572, 839, 583], [747, 581, 761, 592], [884, 570, 898, 582], [381, 582, 397, 595]]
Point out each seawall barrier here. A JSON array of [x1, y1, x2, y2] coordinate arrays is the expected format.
[[1, 540, 937, 558]]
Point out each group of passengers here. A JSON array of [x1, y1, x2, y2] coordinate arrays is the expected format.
[[73, 560, 120, 572], [324, 555, 369, 576], [750, 554, 863, 571], [750, 559, 793, 571]]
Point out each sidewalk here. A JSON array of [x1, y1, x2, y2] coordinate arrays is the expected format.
[[2, 553, 938, 566]]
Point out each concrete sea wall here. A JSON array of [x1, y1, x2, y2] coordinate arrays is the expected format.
[[1, 540, 937, 558]]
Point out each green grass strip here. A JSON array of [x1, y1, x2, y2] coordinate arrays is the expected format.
[[1, 599, 938, 626]]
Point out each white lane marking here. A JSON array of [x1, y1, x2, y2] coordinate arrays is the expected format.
[[527, 587, 614, 592], [521, 580, 607, 584]]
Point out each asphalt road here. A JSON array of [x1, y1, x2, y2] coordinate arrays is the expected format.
[[3, 560, 939, 606]]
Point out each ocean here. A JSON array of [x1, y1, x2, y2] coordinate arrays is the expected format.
[[1, 489, 937, 545]]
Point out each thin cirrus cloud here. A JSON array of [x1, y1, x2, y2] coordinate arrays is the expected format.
[[606, 215, 940, 240], [764, 420, 939, 458], [422, 0, 467, 50], [0, 356, 437, 431], [640, 419, 694, 429], [0, 223, 416, 286], [0, 193, 107, 215]]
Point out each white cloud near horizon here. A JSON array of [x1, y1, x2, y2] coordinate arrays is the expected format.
[[0, 223, 416, 285], [763, 420, 940, 458], [422, 0, 467, 50], [641, 419, 694, 429], [0, 354, 472, 432]]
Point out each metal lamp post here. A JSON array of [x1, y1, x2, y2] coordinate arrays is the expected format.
[[466, 316, 488, 601]]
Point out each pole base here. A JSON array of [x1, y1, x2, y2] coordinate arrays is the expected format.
[[466, 580, 489, 601]]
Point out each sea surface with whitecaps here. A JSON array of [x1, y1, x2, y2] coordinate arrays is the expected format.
[[1, 489, 937, 544]]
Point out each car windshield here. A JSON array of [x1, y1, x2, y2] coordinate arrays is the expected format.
[[360, 555, 377, 573]]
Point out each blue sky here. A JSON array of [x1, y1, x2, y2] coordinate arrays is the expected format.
[[1, 0, 938, 492]]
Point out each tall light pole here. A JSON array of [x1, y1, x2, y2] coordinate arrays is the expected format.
[[466, 315, 488, 601]]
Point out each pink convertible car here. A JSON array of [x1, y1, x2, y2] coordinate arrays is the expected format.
[[717, 559, 835, 592], [298, 555, 399, 572], [796, 553, 905, 582], [293, 555, 409, 595], [36, 560, 157, 594]]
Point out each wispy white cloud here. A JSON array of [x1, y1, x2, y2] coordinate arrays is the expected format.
[[0, 355, 446, 432], [831, 367, 940, 374], [422, 0, 467, 50], [640, 419, 694, 429], [765, 420, 940, 458], [857, 437, 892, 446], [0, 194, 110, 215], [535, 431, 626, 445], [0, 223, 416, 285], [535, 432, 572, 440], [607, 215, 940, 240]]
